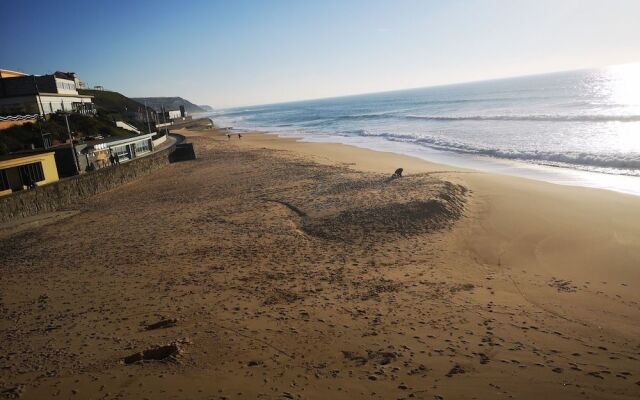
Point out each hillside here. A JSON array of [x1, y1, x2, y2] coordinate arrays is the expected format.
[[132, 97, 207, 114], [79, 89, 152, 114], [79, 89, 156, 133]]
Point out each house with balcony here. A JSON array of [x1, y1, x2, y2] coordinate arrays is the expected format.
[[0, 69, 95, 116]]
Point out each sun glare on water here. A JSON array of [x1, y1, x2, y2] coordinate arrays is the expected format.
[[601, 62, 640, 152], [606, 62, 640, 108]]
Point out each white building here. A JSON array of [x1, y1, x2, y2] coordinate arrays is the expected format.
[[0, 69, 95, 116]]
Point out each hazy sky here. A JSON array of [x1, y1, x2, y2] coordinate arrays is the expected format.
[[2, 0, 640, 108]]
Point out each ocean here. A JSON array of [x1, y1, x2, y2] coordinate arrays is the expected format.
[[211, 64, 640, 195]]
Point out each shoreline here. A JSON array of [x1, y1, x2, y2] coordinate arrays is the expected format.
[[219, 124, 640, 197], [1, 124, 638, 399]]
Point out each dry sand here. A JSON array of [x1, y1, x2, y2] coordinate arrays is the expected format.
[[0, 125, 638, 399]]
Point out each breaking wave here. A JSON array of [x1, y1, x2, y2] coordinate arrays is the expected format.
[[214, 67, 640, 182], [352, 130, 640, 175], [404, 114, 640, 123], [332, 113, 640, 123]]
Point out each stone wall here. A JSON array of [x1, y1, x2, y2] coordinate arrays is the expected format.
[[0, 136, 181, 224]]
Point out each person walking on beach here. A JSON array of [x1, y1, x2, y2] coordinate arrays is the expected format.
[[238, 133, 242, 139], [227, 134, 231, 140]]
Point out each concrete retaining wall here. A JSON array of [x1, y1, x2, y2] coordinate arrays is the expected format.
[[152, 134, 167, 148], [0, 136, 180, 224]]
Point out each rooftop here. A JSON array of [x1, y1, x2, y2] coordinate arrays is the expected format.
[[84, 132, 155, 148], [0, 69, 28, 78], [0, 151, 54, 163], [53, 71, 77, 81]]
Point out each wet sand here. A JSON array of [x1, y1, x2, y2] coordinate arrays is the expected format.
[[0, 126, 639, 399]]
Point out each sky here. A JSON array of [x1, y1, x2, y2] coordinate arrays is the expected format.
[[2, 0, 640, 108]]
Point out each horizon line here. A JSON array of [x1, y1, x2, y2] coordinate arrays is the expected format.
[[213, 61, 639, 111]]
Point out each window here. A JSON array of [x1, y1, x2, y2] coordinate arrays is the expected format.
[[18, 162, 45, 184], [135, 140, 151, 154], [56, 80, 74, 91], [111, 145, 130, 160], [0, 169, 9, 191]]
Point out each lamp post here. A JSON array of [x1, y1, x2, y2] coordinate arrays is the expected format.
[[64, 113, 80, 175], [144, 100, 152, 135], [32, 75, 47, 148]]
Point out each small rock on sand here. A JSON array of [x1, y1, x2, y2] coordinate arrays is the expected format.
[[446, 364, 465, 377], [124, 342, 182, 365]]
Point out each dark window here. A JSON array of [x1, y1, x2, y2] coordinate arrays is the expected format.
[[135, 140, 150, 153], [112, 145, 130, 160], [0, 169, 9, 191], [18, 162, 45, 185]]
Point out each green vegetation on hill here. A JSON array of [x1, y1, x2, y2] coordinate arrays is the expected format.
[[132, 96, 206, 114], [79, 89, 156, 133], [0, 114, 133, 155]]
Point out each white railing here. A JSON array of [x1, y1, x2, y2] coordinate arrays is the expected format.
[[116, 121, 141, 134]]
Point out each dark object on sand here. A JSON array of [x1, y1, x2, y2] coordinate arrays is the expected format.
[[124, 343, 181, 364], [170, 143, 196, 162], [0, 385, 25, 398], [392, 168, 403, 178], [144, 318, 177, 331], [446, 364, 466, 377], [342, 350, 398, 366]]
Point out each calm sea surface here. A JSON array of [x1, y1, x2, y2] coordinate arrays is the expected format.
[[212, 64, 640, 195]]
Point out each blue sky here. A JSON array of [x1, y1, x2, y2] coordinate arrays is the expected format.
[[2, 0, 640, 107]]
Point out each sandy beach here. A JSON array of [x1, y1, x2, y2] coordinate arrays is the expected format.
[[1, 124, 639, 400]]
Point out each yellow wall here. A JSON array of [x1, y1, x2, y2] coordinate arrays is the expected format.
[[0, 152, 60, 195], [39, 153, 60, 183]]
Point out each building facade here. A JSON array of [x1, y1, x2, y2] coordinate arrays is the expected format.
[[0, 152, 60, 196], [53, 133, 156, 176], [0, 70, 95, 116], [158, 109, 182, 121]]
